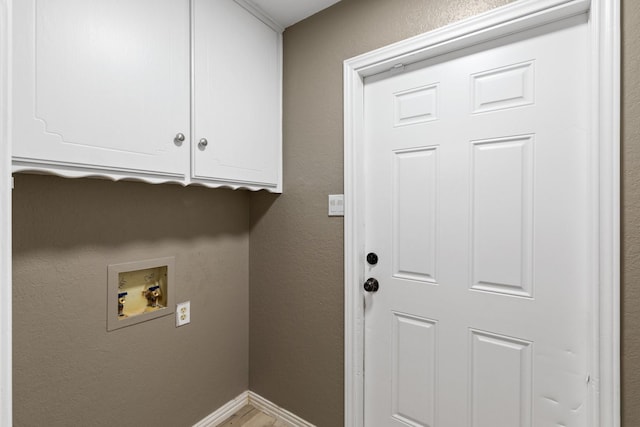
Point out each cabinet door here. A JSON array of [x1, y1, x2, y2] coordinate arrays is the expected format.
[[193, 0, 281, 191], [12, 0, 191, 182]]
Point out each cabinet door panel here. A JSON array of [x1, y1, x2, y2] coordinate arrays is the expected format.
[[12, 0, 190, 180], [193, 0, 281, 190]]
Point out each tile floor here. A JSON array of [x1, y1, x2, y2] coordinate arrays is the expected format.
[[218, 404, 289, 427]]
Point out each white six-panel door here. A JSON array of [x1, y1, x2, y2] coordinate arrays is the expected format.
[[363, 15, 590, 427]]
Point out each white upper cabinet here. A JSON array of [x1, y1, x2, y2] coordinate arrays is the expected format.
[[193, 0, 281, 190], [10, 0, 282, 192], [11, 0, 191, 182]]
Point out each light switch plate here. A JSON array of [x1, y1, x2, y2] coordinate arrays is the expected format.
[[328, 194, 344, 216], [176, 301, 191, 327]]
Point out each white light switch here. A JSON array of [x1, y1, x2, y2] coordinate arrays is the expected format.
[[328, 194, 344, 217]]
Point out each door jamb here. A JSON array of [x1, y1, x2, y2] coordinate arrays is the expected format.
[[343, 0, 620, 426], [0, 0, 12, 425]]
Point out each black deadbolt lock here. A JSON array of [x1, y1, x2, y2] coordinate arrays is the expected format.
[[366, 252, 378, 265]]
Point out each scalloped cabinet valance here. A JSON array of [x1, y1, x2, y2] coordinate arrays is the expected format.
[[10, 0, 282, 192]]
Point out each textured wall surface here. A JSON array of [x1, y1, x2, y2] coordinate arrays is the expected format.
[[13, 174, 249, 427], [248, 1, 514, 425], [10, 1, 639, 426], [622, 0, 640, 424]]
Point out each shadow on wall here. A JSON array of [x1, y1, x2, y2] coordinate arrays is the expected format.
[[249, 190, 279, 231], [12, 173, 250, 253]]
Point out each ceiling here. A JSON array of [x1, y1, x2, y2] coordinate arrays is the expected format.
[[247, 0, 342, 28]]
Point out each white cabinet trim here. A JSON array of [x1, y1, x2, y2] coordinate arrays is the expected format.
[[343, 0, 620, 425]]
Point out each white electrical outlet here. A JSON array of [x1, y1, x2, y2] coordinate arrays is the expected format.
[[176, 301, 191, 327]]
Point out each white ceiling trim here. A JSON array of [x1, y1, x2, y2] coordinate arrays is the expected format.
[[244, 0, 341, 28]]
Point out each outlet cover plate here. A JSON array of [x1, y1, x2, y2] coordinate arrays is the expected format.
[[176, 301, 191, 327]]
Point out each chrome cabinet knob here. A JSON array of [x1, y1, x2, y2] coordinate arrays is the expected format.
[[174, 133, 185, 144], [198, 138, 208, 149]]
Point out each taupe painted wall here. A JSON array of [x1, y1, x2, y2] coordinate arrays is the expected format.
[[249, 1, 514, 426], [13, 174, 249, 426], [622, 0, 640, 424], [250, 0, 640, 426]]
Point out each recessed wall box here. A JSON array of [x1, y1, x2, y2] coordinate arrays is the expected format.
[[107, 257, 175, 331]]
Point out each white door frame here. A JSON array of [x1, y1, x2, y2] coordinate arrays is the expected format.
[[0, 0, 12, 425], [343, 0, 620, 426]]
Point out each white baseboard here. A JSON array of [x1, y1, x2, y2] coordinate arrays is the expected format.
[[193, 391, 249, 427], [248, 391, 316, 427], [193, 390, 316, 427]]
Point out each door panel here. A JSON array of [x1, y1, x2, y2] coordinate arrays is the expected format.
[[469, 329, 533, 427], [470, 135, 534, 297], [392, 147, 438, 283], [364, 15, 590, 427], [391, 312, 437, 427]]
